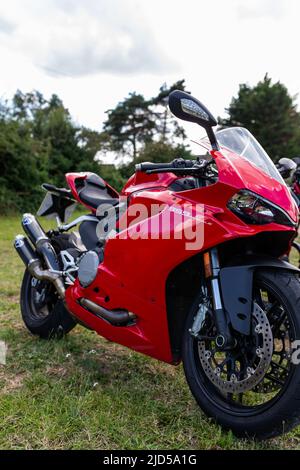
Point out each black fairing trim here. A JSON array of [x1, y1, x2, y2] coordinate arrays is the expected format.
[[219, 255, 300, 335], [79, 220, 100, 250]]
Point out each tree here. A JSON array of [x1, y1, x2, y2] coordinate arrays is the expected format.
[[0, 119, 48, 212], [151, 80, 187, 143], [103, 93, 156, 162], [11, 90, 48, 123], [10, 90, 103, 186], [103, 81, 189, 164], [0, 82, 195, 213], [0, 90, 105, 212], [99, 164, 127, 192], [77, 128, 109, 174], [220, 75, 300, 161]]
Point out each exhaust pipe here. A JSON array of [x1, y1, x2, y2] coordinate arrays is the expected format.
[[79, 298, 135, 326], [14, 214, 66, 299], [21, 214, 59, 272], [14, 234, 65, 299], [14, 234, 39, 266]]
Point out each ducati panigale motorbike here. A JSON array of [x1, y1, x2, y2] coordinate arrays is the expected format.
[[14, 90, 300, 439]]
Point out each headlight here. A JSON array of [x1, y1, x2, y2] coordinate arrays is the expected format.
[[227, 190, 296, 227]]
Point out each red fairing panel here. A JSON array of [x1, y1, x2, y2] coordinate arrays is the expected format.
[[65, 148, 297, 364], [213, 149, 298, 222]]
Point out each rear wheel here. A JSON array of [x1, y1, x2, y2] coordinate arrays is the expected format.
[[20, 270, 76, 339], [182, 270, 300, 439]]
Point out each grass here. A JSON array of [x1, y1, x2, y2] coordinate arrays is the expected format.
[[1, 214, 300, 450]]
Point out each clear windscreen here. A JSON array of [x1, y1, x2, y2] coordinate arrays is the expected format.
[[198, 127, 284, 184]]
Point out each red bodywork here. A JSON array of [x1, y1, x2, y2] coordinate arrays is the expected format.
[[64, 149, 298, 364]]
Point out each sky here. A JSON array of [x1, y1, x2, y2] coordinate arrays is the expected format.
[[0, 0, 300, 147]]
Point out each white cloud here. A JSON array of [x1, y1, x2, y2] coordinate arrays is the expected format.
[[237, 0, 285, 20], [0, 0, 299, 139], [0, 0, 176, 77], [0, 16, 15, 34]]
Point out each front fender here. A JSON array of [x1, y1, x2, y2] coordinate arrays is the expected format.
[[219, 255, 300, 336]]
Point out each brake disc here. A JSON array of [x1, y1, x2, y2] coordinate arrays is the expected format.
[[254, 315, 292, 393], [253, 361, 289, 393], [198, 303, 273, 394]]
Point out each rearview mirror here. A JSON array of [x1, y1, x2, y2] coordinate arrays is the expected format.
[[168, 90, 219, 150]]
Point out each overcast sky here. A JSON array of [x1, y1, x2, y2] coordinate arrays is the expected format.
[[0, 0, 299, 146]]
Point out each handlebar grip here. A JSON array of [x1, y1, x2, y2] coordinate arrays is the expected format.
[[135, 162, 173, 172]]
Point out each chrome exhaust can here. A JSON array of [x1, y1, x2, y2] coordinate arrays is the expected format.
[[14, 235, 38, 267], [15, 216, 66, 300], [21, 213, 59, 271], [21, 213, 48, 247]]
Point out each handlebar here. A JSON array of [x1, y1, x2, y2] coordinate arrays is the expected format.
[[135, 158, 210, 175], [135, 162, 176, 172]]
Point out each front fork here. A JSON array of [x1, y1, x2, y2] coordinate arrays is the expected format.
[[209, 248, 235, 349], [191, 248, 234, 350]]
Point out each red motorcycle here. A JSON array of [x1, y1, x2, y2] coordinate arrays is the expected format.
[[14, 90, 300, 439]]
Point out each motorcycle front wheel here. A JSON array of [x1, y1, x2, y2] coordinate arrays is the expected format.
[[182, 270, 300, 439]]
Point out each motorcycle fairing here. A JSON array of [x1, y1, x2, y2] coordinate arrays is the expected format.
[[219, 255, 300, 336], [65, 144, 297, 364], [214, 148, 298, 222]]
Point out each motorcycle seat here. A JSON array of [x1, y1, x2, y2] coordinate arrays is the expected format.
[[76, 173, 119, 209]]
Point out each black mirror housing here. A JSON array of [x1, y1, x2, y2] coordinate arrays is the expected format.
[[168, 90, 219, 150], [168, 90, 218, 128]]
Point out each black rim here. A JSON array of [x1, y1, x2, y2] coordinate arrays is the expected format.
[[192, 277, 296, 415], [28, 276, 58, 321]]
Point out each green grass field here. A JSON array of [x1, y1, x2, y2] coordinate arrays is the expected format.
[[1, 214, 300, 450]]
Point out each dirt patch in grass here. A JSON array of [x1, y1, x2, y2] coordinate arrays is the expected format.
[[0, 368, 27, 394]]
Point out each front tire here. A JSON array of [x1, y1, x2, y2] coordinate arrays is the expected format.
[[182, 270, 300, 439], [20, 270, 76, 339]]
